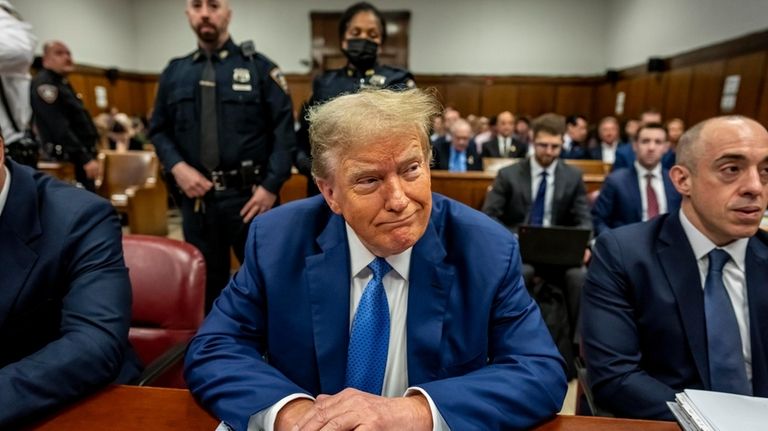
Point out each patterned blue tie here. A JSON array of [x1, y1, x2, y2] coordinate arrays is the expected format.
[[529, 171, 548, 226], [704, 249, 752, 395], [345, 257, 392, 394]]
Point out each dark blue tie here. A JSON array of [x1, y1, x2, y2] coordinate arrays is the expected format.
[[529, 171, 548, 226], [704, 249, 752, 395], [345, 257, 392, 394]]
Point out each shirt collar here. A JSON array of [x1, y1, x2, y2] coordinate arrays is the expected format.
[[634, 160, 662, 178], [530, 156, 557, 177], [679, 208, 748, 272], [0, 166, 11, 219], [193, 38, 236, 62], [346, 223, 412, 281]]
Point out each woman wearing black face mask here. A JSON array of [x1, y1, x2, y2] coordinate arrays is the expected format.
[[295, 2, 415, 196]]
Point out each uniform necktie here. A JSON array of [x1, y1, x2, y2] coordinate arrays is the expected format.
[[646, 173, 659, 219], [345, 257, 392, 395], [200, 54, 219, 172], [529, 171, 548, 226], [704, 249, 752, 395]]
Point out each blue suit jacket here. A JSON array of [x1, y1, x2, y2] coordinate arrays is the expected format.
[[612, 143, 676, 171], [0, 161, 138, 428], [582, 212, 768, 419], [185, 194, 567, 431], [591, 165, 681, 236]]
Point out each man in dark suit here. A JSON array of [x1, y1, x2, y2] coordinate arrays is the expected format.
[[432, 118, 482, 171], [482, 111, 527, 158], [586, 116, 626, 163], [0, 134, 139, 428], [482, 113, 592, 365], [613, 110, 675, 171], [184, 89, 567, 431], [592, 123, 682, 236], [582, 116, 768, 420], [562, 115, 589, 159]]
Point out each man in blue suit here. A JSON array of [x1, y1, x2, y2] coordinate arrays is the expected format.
[[0, 134, 139, 428], [582, 116, 768, 419], [592, 123, 682, 236], [185, 89, 567, 431]]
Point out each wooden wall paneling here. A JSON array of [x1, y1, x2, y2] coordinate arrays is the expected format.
[[722, 51, 767, 118], [687, 60, 726, 125], [758, 55, 768, 127], [644, 74, 666, 114], [517, 84, 556, 117], [623, 77, 648, 120], [66, 74, 91, 113], [414, 77, 447, 107], [143, 81, 158, 117], [663, 67, 693, 122], [481, 83, 519, 117], [594, 82, 616, 121], [554, 85, 594, 120], [443, 81, 481, 117], [285, 74, 313, 118], [111, 79, 147, 117], [85, 75, 111, 116]]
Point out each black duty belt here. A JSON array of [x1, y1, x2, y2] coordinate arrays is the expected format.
[[210, 169, 246, 192]]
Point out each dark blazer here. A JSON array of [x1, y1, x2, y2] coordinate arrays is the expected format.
[[432, 136, 482, 171], [0, 161, 139, 428], [585, 141, 629, 162], [185, 194, 567, 431], [482, 158, 592, 232], [481, 134, 528, 158], [612, 143, 676, 171], [582, 212, 768, 419], [591, 165, 682, 236]]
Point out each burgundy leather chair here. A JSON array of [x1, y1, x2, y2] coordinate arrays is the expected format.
[[123, 234, 206, 388]]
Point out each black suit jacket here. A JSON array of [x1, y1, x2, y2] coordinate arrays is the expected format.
[[432, 136, 482, 171], [482, 158, 592, 232], [582, 212, 768, 419], [481, 134, 528, 158], [0, 160, 140, 428]]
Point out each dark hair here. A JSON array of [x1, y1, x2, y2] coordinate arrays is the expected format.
[[566, 115, 586, 127], [635, 122, 667, 140], [516, 116, 531, 126], [338, 2, 387, 45]]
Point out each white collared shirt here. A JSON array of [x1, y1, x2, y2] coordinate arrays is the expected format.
[[601, 141, 618, 164], [247, 224, 448, 431], [679, 209, 752, 381], [497, 135, 512, 157], [530, 157, 557, 226], [0, 166, 10, 217], [563, 134, 574, 153], [634, 161, 667, 221]]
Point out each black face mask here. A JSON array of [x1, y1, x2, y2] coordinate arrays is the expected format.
[[343, 38, 379, 71]]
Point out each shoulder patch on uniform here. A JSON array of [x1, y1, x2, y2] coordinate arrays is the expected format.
[[269, 67, 289, 94], [37, 84, 58, 104]]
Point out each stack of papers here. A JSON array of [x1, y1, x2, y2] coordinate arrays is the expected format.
[[668, 389, 768, 431]]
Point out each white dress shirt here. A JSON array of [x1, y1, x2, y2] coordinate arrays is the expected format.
[[244, 224, 448, 431], [497, 135, 513, 157], [563, 134, 574, 153], [530, 158, 557, 226], [679, 209, 752, 381], [0, 166, 10, 217], [634, 161, 667, 221], [601, 141, 618, 164], [0, 2, 36, 142]]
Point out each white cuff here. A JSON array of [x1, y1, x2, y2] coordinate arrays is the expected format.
[[405, 387, 451, 431], [246, 393, 315, 431]]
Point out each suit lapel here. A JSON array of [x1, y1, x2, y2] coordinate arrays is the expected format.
[[551, 162, 567, 222], [305, 214, 351, 394], [0, 162, 41, 328], [657, 212, 710, 386], [746, 235, 768, 395], [625, 166, 643, 221], [406, 219, 454, 385]]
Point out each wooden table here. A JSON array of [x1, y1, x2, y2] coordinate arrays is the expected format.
[[27, 385, 680, 431]]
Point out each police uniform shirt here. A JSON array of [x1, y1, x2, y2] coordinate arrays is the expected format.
[[149, 38, 295, 195], [30, 68, 98, 166], [310, 64, 415, 105]]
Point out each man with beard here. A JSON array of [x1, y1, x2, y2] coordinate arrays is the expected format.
[[150, 0, 295, 312], [294, 2, 415, 196]]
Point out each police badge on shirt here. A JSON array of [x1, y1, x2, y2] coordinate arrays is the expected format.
[[232, 68, 252, 92]]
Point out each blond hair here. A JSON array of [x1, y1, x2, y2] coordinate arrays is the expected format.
[[307, 88, 442, 180]]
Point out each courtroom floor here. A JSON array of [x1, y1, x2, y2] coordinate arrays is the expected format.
[[127, 210, 579, 415]]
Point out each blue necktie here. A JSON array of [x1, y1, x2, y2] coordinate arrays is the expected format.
[[345, 257, 392, 394], [529, 171, 548, 226], [704, 249, 752, 395]]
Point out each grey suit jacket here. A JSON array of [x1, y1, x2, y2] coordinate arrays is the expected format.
[[482, 158, 592, 232]]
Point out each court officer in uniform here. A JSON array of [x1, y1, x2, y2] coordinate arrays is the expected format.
[[295, 2, 415, 196], [150, 0, 295, 311]]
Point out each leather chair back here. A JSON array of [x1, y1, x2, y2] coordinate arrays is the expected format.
[[97, 150, 159, 198], [123, 235, 205, 387]]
